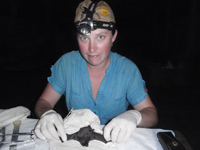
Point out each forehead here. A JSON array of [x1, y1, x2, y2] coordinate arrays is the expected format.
[[92, 29, 112, 34]]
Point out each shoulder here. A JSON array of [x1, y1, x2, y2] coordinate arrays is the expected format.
[[55, 51, 81, 65], [111, 52, 138, 71], [50, 51, 82, 74]]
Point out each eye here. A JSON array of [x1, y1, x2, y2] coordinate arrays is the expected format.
[[80, 36, 88, 41], [98, 35, 105, 40]]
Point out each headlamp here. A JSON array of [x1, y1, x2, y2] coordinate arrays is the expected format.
[[77, 20, 97, 35], [75, 2, 115, 35], [78, 23, 91, 36]]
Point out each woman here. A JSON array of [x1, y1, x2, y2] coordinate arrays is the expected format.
[[34, 0, 158, 144]]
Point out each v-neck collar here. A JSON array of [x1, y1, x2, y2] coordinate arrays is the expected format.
[[80, 52, 113, 101]]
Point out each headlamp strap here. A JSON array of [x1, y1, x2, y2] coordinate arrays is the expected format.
[[83, 2, 97, 21], [96, 21, 115, 30]]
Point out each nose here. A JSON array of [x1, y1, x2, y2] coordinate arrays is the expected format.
[[88, 39, 97, 53]]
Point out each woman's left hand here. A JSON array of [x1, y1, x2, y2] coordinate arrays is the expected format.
[[103, 110, 142, 143]]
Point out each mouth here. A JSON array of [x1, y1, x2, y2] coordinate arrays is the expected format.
[[88, 55, 99, 58]]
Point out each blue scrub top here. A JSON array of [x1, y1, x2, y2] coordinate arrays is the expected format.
[[48, 51, 147, 124]]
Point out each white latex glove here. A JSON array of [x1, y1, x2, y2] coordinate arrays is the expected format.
[[34, 110, 67, 142], [103, 110, 142, 143]]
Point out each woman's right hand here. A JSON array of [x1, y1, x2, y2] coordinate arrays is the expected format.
[[34, 110, 67, 142]]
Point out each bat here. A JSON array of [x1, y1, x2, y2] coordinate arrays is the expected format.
[[66, 125, 108, 146]]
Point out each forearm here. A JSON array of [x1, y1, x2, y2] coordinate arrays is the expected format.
[[34, 99, 67, 142], [34, 83, 62, 118], [34, 99, 53, 118], [138, 107, 158, 127]]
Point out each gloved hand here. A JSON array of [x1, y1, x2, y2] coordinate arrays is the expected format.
[[34, 110, 67, 142], [103, 110, 142, 143]]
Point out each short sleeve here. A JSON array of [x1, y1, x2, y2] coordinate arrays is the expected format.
[[126, 64, 147, 106], [47, 55, 67, 94]]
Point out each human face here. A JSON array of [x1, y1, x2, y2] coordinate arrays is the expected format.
[[77, 29, 117, 67]]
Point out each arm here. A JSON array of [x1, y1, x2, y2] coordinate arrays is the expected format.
[[34, 83, 67, 142], [34, 83, 62, 118], [104, 89, 158, 143], [134, 93, 158, 127]]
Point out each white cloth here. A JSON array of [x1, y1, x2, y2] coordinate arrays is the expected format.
[[0, 106, 31, 127], [64, 109, 103, 134], [50, 109, 173, 150], [0, 118, 49, 150], [50, 109, 118, 150], [115, 128, 170, 150], [0, 118, 173, 150], [50, 140, 118, 150]]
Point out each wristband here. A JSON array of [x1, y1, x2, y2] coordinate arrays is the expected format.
[[40, 110, 56, 118]]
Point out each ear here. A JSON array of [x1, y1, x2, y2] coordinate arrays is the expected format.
[[112, 29, 118, 43]]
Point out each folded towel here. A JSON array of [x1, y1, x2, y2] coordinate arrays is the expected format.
[[0, 106, 30, 127], [64, 109, 103, 135]]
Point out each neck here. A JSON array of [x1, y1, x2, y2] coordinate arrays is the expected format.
[[87, 55, 110, 75]]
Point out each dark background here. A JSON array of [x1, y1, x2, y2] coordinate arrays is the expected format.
[[0, 0, 200, 149]]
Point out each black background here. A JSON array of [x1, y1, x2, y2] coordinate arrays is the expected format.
[[0, 0, 199, 149]]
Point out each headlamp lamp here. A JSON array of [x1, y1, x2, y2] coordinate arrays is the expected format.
[[77, 20, 97, 36], [75, 2, 115, 35]]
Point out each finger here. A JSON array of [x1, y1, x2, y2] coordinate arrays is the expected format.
[[103, 122, 115, 141], [111, 126, 121, 142], [47, 122, 60, 141], [34, 125, 46, 140], [41, 123, 55, 140], [54, 120, 67, 142], [122, 125, 135, 142], [116, 127, 126, 143], [122, 130, 132, 143]]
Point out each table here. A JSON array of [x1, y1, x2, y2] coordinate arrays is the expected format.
[[0, 118, 192, 150]]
